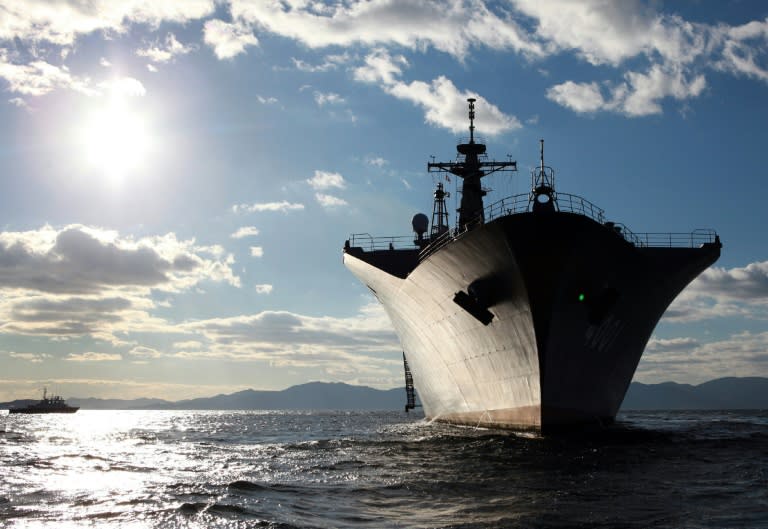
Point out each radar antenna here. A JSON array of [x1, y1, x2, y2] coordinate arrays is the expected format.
[[530, 138, 557, 212]]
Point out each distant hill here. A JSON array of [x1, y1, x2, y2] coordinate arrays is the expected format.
[[2, 378, 765, 411], [621, 377, 768, 410], [149, 381, 407, 411], [0, 382, 408, 411]]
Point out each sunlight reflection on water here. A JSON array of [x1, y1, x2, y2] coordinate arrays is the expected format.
[[1, 410, 766, 528]]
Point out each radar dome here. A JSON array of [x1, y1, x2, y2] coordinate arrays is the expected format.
[[412, 213, 429, 236]]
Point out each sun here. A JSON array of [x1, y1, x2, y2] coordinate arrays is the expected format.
[[79, 100, 152, 182]]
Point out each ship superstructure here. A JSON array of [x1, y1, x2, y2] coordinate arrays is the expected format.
[[343, 100, 721, 432]]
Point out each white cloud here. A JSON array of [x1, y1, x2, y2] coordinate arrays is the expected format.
[[546, 81, 606, 113], [99, 58, 111, 67], [256, 95, 278, 104], [547, 65, 706, 117], [255, 284, 273, 294], [128, 345, 163, 359], [181, 302, 399, 366], [716, 20, 768, 83], [233, 201, 305, 213], [307, 170, 346, 190], [0, 225, 239, 343], [0, 52, 96, 97], [66, 352, 122, 362], [637, 331, 768, 383], [365, 156, 388, 167], [250, 246, 264, 258], [314, 91, 345, 106], [315, 193, 348, 208], [8, 351, 51, 363], [173, 340, 203, 350], [389, 75, 521, 134], [230, 0, 543, 60], [146, 64, 158, 73], [230, 226, 260, 239], [353, 48, 521, 134], [3, 1, 215, 43], [663, 260, 768, 323], [100, 76, 147, 98], [292, 52, 351, 72], [136, 33, 196, 63], [0, 225, 239, 294], [353, 47, 408, 85], [8, 97, 27, 108], [203, 19, 259, 60]]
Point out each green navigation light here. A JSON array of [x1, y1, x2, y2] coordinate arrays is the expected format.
[[578, 293, 585, 302]]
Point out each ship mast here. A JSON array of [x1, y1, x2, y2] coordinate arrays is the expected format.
[[430, 182, 450, 237], [530, 138, 557, 212], [428, 99, 517, 230]]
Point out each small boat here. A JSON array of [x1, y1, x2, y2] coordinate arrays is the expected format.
[[9, 388, 79, 414]]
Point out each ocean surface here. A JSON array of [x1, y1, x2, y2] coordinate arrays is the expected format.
[[1, 410, 766, 528]]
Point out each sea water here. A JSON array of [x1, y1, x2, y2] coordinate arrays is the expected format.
[[1, 409, 766, 528]]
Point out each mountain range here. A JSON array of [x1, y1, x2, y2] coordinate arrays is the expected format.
[[2, 377, 766, 411]]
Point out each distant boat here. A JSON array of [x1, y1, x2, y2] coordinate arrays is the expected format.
[[9, 388, 79, 414]]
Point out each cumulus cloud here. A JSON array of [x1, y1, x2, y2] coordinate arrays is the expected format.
[[128, 345, 163, 359], [354, 48, 520, 134], [203, 19, 258, 60], [663, 260, 768, 323], [314, 91, 345, 106], [231, 226, 260, 239], [100, 76, 146, 98], [136, 33, 196, 63], [365, 156, 388, 167], [692, 261, 768, 301], [233, 201, 305, 213], [637, 331, 768, 383], [66, 352, 122, 362], [525, 1, 766, 116], [181, 302, 398, 364], [228, 0, 542, 60], [0, 52, 95, 96], [7, 351, 51, 363], [546, 81, 606, 113], [291, 52, 351, 72], [0, 225, 238, 294], [249, 246, 264, 258], [315, 193, 348, 208], [307, 170, 346, 190], [0, 225, 239, 342], [546, 65, 706, 116], [255, 284, 273, 294]]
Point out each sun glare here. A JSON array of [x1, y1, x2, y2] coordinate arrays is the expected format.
[[79, 100, 152, 183]]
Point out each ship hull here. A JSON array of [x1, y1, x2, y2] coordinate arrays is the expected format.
[[344, 212, 720, 433], [9, 407, 79, 414]]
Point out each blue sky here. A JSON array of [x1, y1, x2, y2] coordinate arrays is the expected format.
[[1, 0, 767, 400]]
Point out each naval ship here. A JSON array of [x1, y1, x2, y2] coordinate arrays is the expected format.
[[9, 388, 79, 414], [343, 99, 721, 432]]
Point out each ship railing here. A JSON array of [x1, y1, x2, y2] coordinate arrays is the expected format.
[[483, 192, 607, 224], [554, 192, 606, 223], [629, 229, 718, 248], [347, 233, 418, 252]]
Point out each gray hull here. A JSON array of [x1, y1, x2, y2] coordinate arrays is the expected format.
[[344, 212, 720, 432]]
